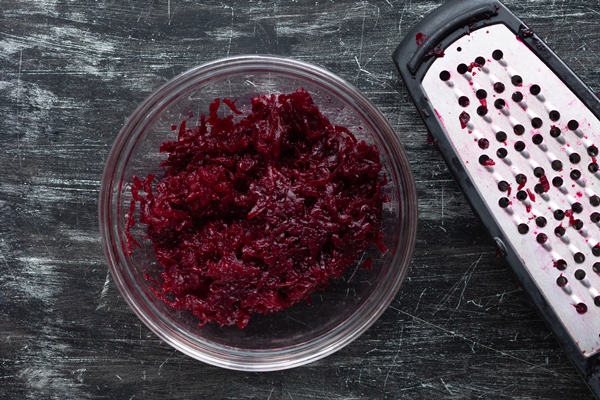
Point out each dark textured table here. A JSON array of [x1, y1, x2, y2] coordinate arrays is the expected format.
[[2, 0, 600, 398]]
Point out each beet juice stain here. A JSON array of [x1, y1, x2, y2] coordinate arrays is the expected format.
[[128, 88, 388, 328]]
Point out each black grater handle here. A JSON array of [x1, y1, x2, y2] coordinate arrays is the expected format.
[[394, 0, 600, 118], [401, 1, 499, 75], [392, 0, 600, 398]]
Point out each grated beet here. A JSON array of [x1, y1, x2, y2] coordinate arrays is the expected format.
[[415, 32, 428, 47], [127, 88, 387, 328], [459, 111, 470, 129]]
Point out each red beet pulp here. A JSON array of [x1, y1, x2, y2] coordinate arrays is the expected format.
[[127, 88, 388, 328]]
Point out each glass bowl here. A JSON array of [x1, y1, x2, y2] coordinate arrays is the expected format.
[[99, 55, 417, 371]]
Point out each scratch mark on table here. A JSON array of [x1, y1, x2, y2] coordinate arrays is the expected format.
[[413, 288, 427, 313], [441, 187, 444, 225], [168, 0, 171, 25], [397, 324, 404, 349], [383, 349, 400, 388], [456, 255, 482, 309], [227, 5, 234, 57], [587, 7, 600, 17], [0, 250, 17, 281], [390, 306, 581, 382], [96, 269, 111, 310], [16, 49, 23, 170], [469, 338, 478, 353], [360, 46, 385, 73], [440, 377, 453, 395], [434, 254, 483, 313], [466, 299, 484, 308], [358, 5, 366, 63], [158, 349, 178, 375], [398, 3, 407, 33], [354, 56, 371, 76], [267, 387, 275, 400]]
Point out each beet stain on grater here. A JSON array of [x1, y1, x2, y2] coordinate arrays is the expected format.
[[393, 0, 600, 398]]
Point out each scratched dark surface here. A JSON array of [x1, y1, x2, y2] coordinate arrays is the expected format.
[[1, 0, 600, 399]]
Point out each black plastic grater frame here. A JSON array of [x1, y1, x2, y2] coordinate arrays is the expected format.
[[393, 0, 600, 398]]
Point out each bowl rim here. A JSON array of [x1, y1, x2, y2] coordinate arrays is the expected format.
[[99, 54, 418, 371]]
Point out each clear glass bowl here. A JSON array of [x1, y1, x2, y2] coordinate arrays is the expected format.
[[99, 55, 417, 371]]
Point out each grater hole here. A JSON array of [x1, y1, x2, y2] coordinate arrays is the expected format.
[[575, 303, 587, 314], [512, 92, 524, 102], [498, 181, 509, 192], [570, 170, 582, 180], [534, 184, 545, 194], [554, 209, 565, 220], [517, 190, 528, 201], [573, 219, 584, 230], [557, 275, 568, 287], [533, 167, 545, 177], [511, 75, 523, 86], [551, 160, 563, 171], [458, 96, 470, 107], [572, 202, 583, 213], [514, 125, 525, 135], [556, 259, 567, 270], [594, 246, 600, 257], [588, 145, 598, 157], [574, 252, 585, 263], [516, 174, 527, 185], [493, 82, 505, 93], [591, 196, 600, 207], [459, 111, 471, 128], [439, 70, 451, 81], [457, 47, 462, 52], [515, 141, 525, 152], [494, 99, 506, 109], [479, 154, 492, 165], [595, 296, 600, 307], [475, 56, 486, 66], [554, 226, 566, 237], [478, 138, 490, 149], [531, 118, 543, 128], [594, 263, 600, 274], [530, 85, 541, 95], [591, 212, 600, 223], [568, 120, 579, 130], [496, 131, 507, 142], [575, 269, 587, 280], [535, 216, 547, 227], [552, 177, 563, 187], [550, 126, 561, 138], [477, 106, 488, 116], [457, 63, 468, 74], [499, 197, 510, 208], [589, 163, 599, 173], [532, 134, 543, 144], [536, 233, 548, 244], [476, 89, 487, 99], [492, 49, 504, 60], [549, 110, 560, 121], [518, 223, 529, 234], [497, 148, 508, 158], [569, 153, 581, 164]]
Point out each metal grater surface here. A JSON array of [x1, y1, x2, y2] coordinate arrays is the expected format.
[[422, 23, 600, 357]]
